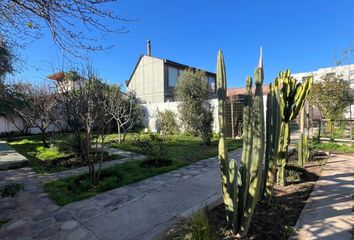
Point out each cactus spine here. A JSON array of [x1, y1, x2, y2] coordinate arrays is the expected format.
[[277, 70, 313, 185], [217, 50, 264, 236]]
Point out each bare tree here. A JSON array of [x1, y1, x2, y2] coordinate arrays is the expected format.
[[106, 85, 141, 142], [0, 0, 131, 57], [1, 81, 34, 134], [58, 68, 109, 184], [30, 85, 59, 146]]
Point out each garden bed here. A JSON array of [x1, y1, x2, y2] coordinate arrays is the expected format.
[[44, 135, 242, 205], [6, 134, 122, 173], [166, 157, 327, 240]]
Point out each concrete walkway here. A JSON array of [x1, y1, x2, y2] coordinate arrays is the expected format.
[[0, 141, 28, 170], [291, 154, 354, 240]]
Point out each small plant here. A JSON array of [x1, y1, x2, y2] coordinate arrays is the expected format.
[[133, 133, 171, 167], [281, 225, 296, 239], [286, 169, 302, 183], [167, 210, 215, 240], [1, 183, 24, 198]]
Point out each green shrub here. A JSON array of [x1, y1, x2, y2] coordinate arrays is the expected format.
[[157, 110, 179, 136]]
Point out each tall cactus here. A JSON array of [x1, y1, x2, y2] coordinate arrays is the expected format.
[[277, 70, 313, 186], [262, 82, 281, 201], [217, 49, 264, 237]]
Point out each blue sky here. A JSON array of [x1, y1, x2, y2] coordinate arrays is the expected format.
[[11, 0, 354, 89]]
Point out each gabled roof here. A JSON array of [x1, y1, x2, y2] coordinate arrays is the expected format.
[[126, 54, 216, 87], [47, 72, 65, 81]]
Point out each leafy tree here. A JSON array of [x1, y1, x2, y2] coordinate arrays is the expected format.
[[0, 0, 131, 57], [175, 69, 213, 145], [308, 73, 352, 136]]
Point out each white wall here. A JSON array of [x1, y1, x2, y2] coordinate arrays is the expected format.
[[141, 99, 220, 133], [0, 116, 66, 135], [141, 97, 268, 133]]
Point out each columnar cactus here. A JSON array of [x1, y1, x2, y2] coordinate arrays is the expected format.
[[277, 70, 313, 185], [262, 82, 281, 201], [217, 49, 264, 237]]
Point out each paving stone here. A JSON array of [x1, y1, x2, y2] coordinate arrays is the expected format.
[[0, 201, 16, 210], [6, 219, 26, 231], [65, 228, 87, 240], [15, 237, 33, 240], [35, 225, 59, 239], [46, 204, 59, 212], [31, 218, 52, 231], [61, 220, 78, 231], [33, 212, 51, 222], [54, 211, 72, 222]]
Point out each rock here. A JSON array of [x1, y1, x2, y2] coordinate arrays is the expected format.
[[6, 220, 26, 231], [61, 220, 78, 231]]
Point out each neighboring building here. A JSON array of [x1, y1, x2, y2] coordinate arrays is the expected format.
[[293, 64, 354, 119], [47, 72, 81, 93], [126, 40, 216, 103]]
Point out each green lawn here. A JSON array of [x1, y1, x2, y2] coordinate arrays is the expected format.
[[44, 134, 242, 205], [6, 134, 122, 173], [312, 141, 354, 153]]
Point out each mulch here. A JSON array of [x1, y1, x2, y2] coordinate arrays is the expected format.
[[208, 158, 326, 240]]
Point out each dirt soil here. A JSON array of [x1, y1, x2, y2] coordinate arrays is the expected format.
[[208, 158, 326, 240]]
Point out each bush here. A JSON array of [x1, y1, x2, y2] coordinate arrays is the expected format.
[[157, 110, 179, 137], [133, 133, 171, 167]]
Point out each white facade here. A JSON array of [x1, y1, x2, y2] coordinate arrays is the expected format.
[[293, 64, 354, 119]]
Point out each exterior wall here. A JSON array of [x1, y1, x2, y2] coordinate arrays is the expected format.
[[127, 55, 165, 104], [141, 99, 220, 133], [140, 97, 268, 135], [0, 116, 65, 135], [293, 64, 354, 119]]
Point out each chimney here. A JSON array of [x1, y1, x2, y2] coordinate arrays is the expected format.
[[147, 40, 151, 56]]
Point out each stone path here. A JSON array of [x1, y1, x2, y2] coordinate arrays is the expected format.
[[0, 139, 241, 240], [291, 153, 354, 240], [0, 141, 28, 170]]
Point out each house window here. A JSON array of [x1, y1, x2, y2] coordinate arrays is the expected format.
[[208, 76, 216, 91], [168, 67, 179, 87]]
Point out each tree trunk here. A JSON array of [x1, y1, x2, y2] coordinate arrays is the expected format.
[[116, 120, 121, 143]]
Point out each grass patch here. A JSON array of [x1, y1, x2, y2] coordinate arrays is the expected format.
[[109, 133, 242, 164], [44, 159, 183, 205], [6, 134, 123, 173], [1, 183, 23, 198], [45, 134, 242, 205], [312, 142, 354, 153], [0, 219, 11, 228]]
